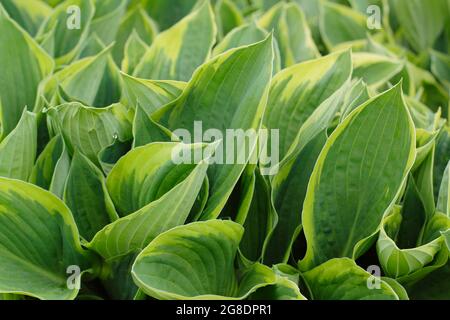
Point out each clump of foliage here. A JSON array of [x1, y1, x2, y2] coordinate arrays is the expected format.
[[0, 0, 449, 300]]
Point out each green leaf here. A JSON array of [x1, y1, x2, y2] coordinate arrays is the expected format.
[[36, 24, 55, 57], [43, 0, 64, 7], [258, 1, 319, 68], [254, 0, 279, 11], [405, 97, 440, 131], [215, 0, 244, 39], [352, 53, 404, 88], [403, 63, 449, 116], [302, 258, 399, 300], [88, 146, 209, 260], [90, 0, 127, 46], [64, 150, 118, 241], [391, 0, 447, 52], [92, 56, 122, 108], [239, 169, 272, 262], [434, 128, 450, 200], [106, 142, 206, 217], [0, 5, 53, 138], [100, 252, 140, 300], [145, 0, 197, 31], [294, 0, 321, 43], [414, 128, 440, 170], [263, 49, 352, 159], [112, 6, 156, 65], [421, 212, 450, 245], [132, 102, 174, 148], [264, 132, 327, 264], [263, 57, 353, 263], [430, 50, 450, 90], [381, 277, 409, 300], [187, 172, 210, 223], [121, 30, 149, 75], [47, 102, 132, 165], [37, 0, 95, 64], [437, 161, 450, 216], [249, 264, 306, 300], [339, 79, 370, 121], [1, 0, 447, 301], [397, 179, 427, 249], [218, 161, 256, 224], [413, 141, 436, 219], [364, 34, 397, 57], [377, 209, 444, 279], [29, 134, 65, 189], [43, 46, 112, 107], [349, 0, 383, 13], [120, 72, 186, 113], [406, 261, 450, 300], [97, 137, 132, 176], [213, 20, 267, 56], [0, 177, 92, 300], [319, 1, 368, 50], [300, 84, 416, 270], [56, 51, 121, 109], [48, 137, 71, 199], [132, 220, 276, 299], [153, 35, 274, 220], [443, 229, 450, 253], [0, 110, 37, 181], [249, 276, 305, 300], [0, 0, 52, 36], [79, 33, 106, 59], [0, 293, 24, 300], [134, 1, 216, 81], [397, 246, 449, 287]]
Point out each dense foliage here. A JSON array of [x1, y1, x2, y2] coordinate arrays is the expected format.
[[0, 0, 449, 300]]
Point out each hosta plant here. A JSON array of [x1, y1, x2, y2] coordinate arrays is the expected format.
[[0, 0, 449, 300]]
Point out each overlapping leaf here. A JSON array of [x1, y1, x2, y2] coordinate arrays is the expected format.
[[390, 0, 447, 52], [300, 84, 416, 270], [89, 143, 210, 260], [37, 0, 95, 64], [0, 5, 53, 138], [0, 0, 449, 302], [0, 178, 92, 300], [152, 35, 274, 220], [0, 110, 37, 181], [258, 1, 319, 68], [134, 1, 216, 81], [132, 220, 277, 299], [47, 102, 132, 164], [303, 258, 400, 300]]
